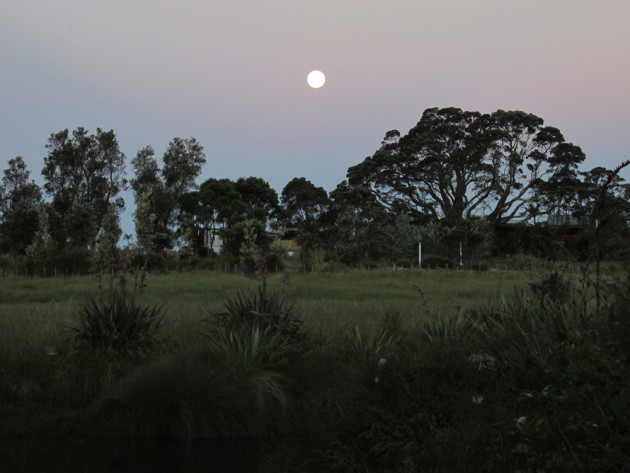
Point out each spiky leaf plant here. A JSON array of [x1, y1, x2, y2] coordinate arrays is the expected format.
[[341, 326, 396, 365], [209, 325, 293, 374], [467, 292, 592, 368], [420, 309, 469, 343], [69, 288, 165, 356], [210, 285, 304, 343]]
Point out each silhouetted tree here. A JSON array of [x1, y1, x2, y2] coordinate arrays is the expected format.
[[42, 127, 126, 248], [347, 107, 585, 225], [131, 138, 206, 253], [0, 156, 42, 253]]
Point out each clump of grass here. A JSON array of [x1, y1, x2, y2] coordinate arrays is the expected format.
[[204, 284, 307, 375], [210, 285, 303, 342], [467, 292, 592, 368], [340, 326, 395, 365], [420, 309, 469, 343], [208, 325, 294, 374], [68, 288, 166, 357], [95, 356, 288, 439]]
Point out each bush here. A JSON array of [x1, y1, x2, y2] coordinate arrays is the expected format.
[[209, 285, 304, 343], [265, 253, 284, 273], [529, 270, 570, 304], [69, 288, 166, 357], [96, 356, 288, 439]]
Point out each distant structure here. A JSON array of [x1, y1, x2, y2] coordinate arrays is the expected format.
[[546, 215, 586, 240]]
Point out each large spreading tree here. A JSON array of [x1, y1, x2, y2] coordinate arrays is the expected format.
[[347, 107, 585, 225]]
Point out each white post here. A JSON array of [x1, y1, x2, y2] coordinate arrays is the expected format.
[[418, 242, 422, 269], [459, 242, 463, 268]]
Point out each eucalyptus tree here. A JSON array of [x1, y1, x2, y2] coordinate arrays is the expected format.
[[0, 156, 42, 253], [41, 127, 127, 249], [131, 138, 206, 253], [131, 146, 172, 253], [347, 107, 585, 225]]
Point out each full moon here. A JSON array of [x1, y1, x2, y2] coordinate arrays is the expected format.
[[307, 70, 326, 88]]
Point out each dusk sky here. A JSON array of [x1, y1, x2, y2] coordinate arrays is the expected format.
[[2, 1, 629, 235]]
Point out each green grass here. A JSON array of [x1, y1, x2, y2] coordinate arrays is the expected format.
[[0, 269, 530, 368], [1, 266, 628, 471]]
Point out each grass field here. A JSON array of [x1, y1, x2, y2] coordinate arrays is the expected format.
[[0, 269, 531, 360], [1, 266, 628, 471]]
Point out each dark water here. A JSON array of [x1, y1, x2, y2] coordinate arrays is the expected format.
[[0, 438, 262, 472]]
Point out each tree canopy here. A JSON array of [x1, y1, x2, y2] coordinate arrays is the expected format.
[[347, 107, 585, 225], [0, 157, 42, 253], [42, 127, 127, 248]]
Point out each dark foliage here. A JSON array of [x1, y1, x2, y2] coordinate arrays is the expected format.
[[209, 285, 303, 343], [69, 289, 165, 356]]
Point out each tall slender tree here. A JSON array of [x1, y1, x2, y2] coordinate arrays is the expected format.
[[131, 138, 206, 252], [0, 156, 42, 253], [41, 127, 126, 248]]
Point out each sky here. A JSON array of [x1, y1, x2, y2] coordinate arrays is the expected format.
[[2, 0, 629, 236]]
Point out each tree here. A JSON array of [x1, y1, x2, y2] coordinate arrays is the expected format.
[[41, 127, 127, 248], [575, 165, 630, 258], [131, 138, 206, 252], [324, 181, 393, 265], [177, 178, 243, 254], [279, 177, 329, 232], [0, 156, 42, 253], [206, 177, 278, 257], [131, 146, 172, 253], [198, 177, 245, 228], [161, 137, 206, 198], [485, 110, 585, 223], [278, 177, 330, 257], [347, 107, 585, 225], [233, 177, 279, 223]]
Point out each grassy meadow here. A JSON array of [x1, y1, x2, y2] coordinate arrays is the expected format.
[[1, 265, 629, 471]]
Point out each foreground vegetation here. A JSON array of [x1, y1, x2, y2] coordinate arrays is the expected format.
[[1, 265, 629, 472]]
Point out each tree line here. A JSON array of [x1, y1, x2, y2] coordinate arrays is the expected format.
[[1, 107, 629, 273]]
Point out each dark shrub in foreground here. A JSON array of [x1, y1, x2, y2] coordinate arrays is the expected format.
[[69, 289, 165, 356], [96, 356, 288, 439]]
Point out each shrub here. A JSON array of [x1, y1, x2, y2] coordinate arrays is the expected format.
[[96, 356, 288, 439], [340, 326, 395, 365], [69, 288, 166, 357], [210, 285, 304, 343], [265, 253, 284, 273], [529, 270, 570, 304], [208, 325, 294, 374], [420, 310, 469, 343]]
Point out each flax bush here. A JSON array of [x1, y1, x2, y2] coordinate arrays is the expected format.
[[69, 288, 166, 357]]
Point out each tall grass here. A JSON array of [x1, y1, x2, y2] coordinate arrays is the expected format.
[[3, 268, 628, 470]]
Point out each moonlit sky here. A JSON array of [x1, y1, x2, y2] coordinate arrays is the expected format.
[[2, 1, 629, 236]]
